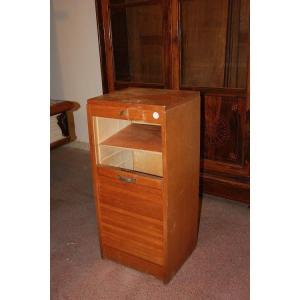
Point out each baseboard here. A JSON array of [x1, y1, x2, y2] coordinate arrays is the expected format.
[[201, 172, 250, 204], [64, 141, 90, 151]]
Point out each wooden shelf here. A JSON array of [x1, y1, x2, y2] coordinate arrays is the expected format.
[[101, 123, 162, 152]]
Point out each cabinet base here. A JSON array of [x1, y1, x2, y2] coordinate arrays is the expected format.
[[102, 245, 167, 282], [202, 173, 250, 204]]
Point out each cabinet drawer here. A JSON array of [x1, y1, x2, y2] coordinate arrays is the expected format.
[[98, 174, 163, 221], [91, 104, 129, 120], [128, 108, 163, 124], [97, 165, 163, 190]]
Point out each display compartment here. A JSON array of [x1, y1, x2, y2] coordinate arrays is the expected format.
[[93, 117, 163, 177]]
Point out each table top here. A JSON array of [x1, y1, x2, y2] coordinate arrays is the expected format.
[[50, 100, 76, 116]]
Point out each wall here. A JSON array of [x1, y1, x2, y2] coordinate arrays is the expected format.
[[51, 0, 102, 143]]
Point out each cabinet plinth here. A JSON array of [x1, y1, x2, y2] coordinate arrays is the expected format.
[[87, 88, 201, 283]]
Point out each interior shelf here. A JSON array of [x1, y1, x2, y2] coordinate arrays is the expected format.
[[101, 123, 162, 153]]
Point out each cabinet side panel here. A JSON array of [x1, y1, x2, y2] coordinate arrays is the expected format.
[[87, 104, 104, 256], [164, 97, 200, 280]]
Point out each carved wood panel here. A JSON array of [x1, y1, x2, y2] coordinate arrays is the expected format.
[[202, 95, 246, 165]]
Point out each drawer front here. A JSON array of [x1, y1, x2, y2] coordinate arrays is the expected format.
[[91, 104, 129, 120], [98, 175, 163, 220], [100, 204, 164, 265], [89, 103, 165, 123], [98, 165, 163, 191], [98, 170, 164, 265], [98, 164, 164, 265], [128, 108, 163, 124]]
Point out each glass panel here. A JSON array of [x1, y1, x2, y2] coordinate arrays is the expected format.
[[180, 0, 249, 88], [110, 2, 164, 84]]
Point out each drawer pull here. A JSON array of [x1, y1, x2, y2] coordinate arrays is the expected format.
[[119, 110, 127, 116], [152, 112, 160, 119], [118, 175, 136, 184]]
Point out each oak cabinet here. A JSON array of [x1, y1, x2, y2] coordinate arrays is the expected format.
[[87, 88, 200, 282], [95, 0, 250, 203]]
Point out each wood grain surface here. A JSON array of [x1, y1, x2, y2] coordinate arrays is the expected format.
[[101, 123, 162, 152], [87, 88, 200, 282]]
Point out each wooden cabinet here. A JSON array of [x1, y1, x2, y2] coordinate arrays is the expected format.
[[95, 0, 250, 203], [87, 88, 200, 282]]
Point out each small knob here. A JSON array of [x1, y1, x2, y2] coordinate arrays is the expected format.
[[152, 112, 160, 119]]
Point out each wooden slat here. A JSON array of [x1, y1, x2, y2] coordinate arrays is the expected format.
[[102, 230, 164, 265], [100, 204, 163, 240], [102, 245, 165, 280], [102, 222, 163, 248]]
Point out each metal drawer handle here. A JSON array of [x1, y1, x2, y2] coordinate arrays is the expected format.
[[119, 110, 127, 116], [118, 175, 136, 184]]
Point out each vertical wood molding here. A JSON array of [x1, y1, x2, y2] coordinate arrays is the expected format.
[[170, 0, 180, 89], [224, 0, 241, 88], [163, 0, 171, 88], [244, 51, 250, 168], [246, 52, 250, 112], [100, 0, 116, 92], [95, 0, 109, 94]]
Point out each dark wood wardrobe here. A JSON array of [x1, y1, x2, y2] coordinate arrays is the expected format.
[[95, 0, 250, 203]]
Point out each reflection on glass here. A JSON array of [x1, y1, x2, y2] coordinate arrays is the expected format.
[[181, 0, 249, 88], [110, 1, 163, 84]]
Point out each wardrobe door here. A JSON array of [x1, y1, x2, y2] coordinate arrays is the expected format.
[[179, 0, 250, 202], [180, 0, 228, 88], [180, 0, 249, 89]]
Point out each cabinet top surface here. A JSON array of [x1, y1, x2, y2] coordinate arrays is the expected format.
[[88, 88, 199, 110]]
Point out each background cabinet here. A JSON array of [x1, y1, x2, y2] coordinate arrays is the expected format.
[[95, 0, 250, 203]]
